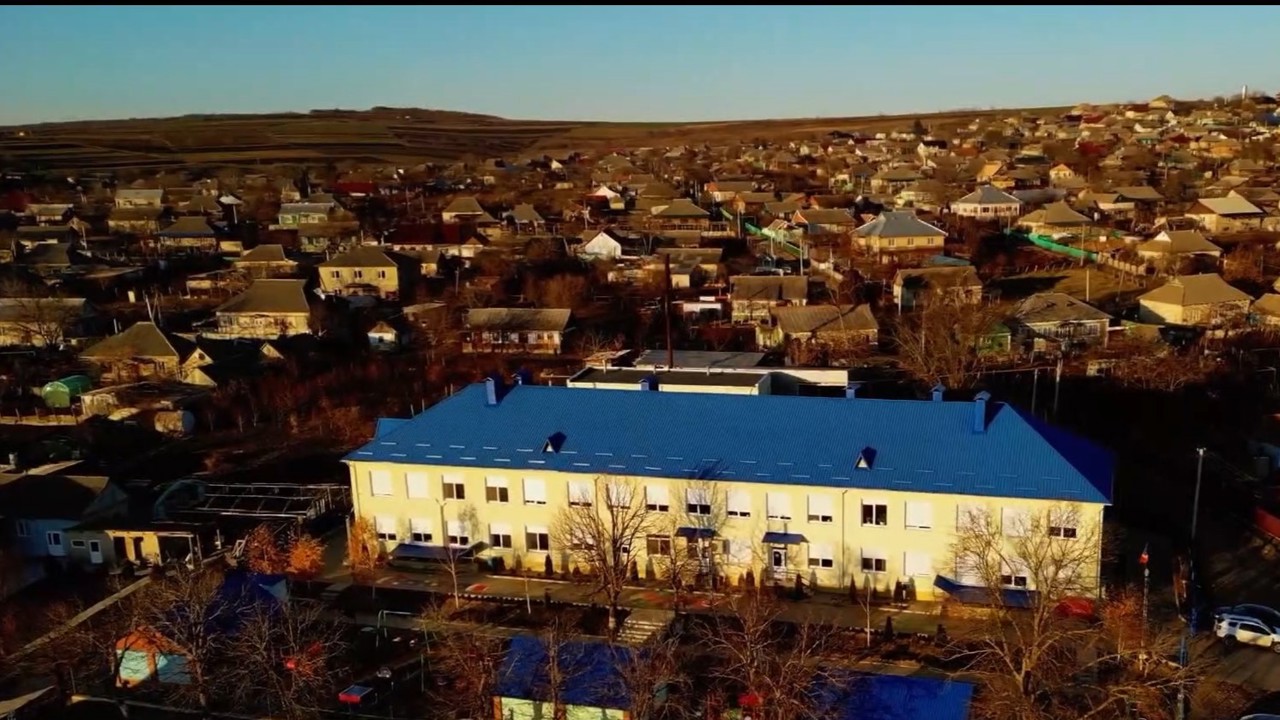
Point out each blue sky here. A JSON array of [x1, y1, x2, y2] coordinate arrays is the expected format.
[[3, 6, 1278, 125]]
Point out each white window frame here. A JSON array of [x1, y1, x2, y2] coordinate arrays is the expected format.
[[446, 521, 469, 547], [485, 476, 510, 504], [568, 480, 594, 507], [369, 469, 393, 497], [646, 534, 672, 557], [765, 492, 792, 521], [807, 494, 834, 524], [405, 472, 429, 499], [686, 487, 712, 516], [70, 539, 87, 549], [490, 523, 513, 549], [860, 500, 888, 527], [523, 477, 547, 505], [525, 525, 551, 552], [904, 551, 932, 577], [14, 520, 29, 538], [726, 490, 751, 517], [957, 503, 990, 531], [442, 473, 466, 501], [1049, 507, 1079, 539], [905, 501, 933, 530], [645, 485, 670, 512], [807, 543, 835, 569], [1001, 507, 1032, 538], [860, 548, 887, 574], [1001, 560, 1030, 589], [409, 518, 432, 544], [46, 531, 65, 556], [374, 516, 397, 543]]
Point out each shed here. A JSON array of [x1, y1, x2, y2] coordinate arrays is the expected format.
[[41, 374, 92, 409]]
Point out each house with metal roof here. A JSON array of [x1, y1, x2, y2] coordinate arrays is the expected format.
[[1137, 273, 1251, 327], [462, 308, 572, 355], [345, 380, 1113, 600], [853, 211, 947, 260], [950, 185, 1022, 220], [1185, 195, 1267, 234], [1009, 292, 1113, 351], [210, 279, 311, 340], [318, 246, 417, 301], [494, 636, 641, 719]]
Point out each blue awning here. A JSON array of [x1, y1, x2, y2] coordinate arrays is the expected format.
[[676, 527, 717, 540], [762, 532, 807, 546], [390, 543, 476, 562], [933, 575, 1038, 609]]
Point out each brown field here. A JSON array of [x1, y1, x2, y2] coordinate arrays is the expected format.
[[0, 104, 1070, 173]]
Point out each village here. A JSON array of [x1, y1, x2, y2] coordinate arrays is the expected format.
[[4, 91, 1280, 720]]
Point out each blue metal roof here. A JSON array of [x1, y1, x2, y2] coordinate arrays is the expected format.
[[809, 671, 974, 720], [496, 635, 633, 709], [347, 383, 1113, 504]]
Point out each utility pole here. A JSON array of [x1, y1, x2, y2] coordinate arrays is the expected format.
[[1031, 367, 1040, 415], [1192, 447, 1206, 544], [1052, 356, 1063, 418], [664, 254, 675, 370]]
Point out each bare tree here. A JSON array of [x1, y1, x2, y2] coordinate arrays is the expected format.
[[139, 567, 233, 713], [227, 599, 348, 720], [611, 633, 686, 720], [0, 280, 85, 348], [421, 604, 507, 720], [346, 515, 383, 583], [650, 480, 727, 608], [893, 296, 1011, 389], [699, 595, 836, 720], [551, 475, 658, 635], [1098, 337, 1216, 393]]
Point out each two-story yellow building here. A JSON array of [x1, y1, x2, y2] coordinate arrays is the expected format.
[[345, 379, 1113, 599]]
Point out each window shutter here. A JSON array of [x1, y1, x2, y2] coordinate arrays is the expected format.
[[727, 490, 751, 516], [405, 472, 429, 499], [905, 501, 933, 529]]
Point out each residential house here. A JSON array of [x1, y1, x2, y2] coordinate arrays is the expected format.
[[870, 167, 922, 194], [441, 197, 497, 224], [275, 202, 334, 228], [17, 242, 91, 278], [0, 236, 16, 265], [1048, 164, 1076, 183], [1016, 201, 1092, 237], [578, 227, 633, 261], [345, 380, 1113, 597], [80, 322, 189, 383], [950, 186, 1022, 220], [113, 188, 165, 209], [232, 244, 298, 278], [25, 204, 70, 225], [729, 275, 809, 322], [154, 216, 218, 254], [759, 304, 879, 350], [892, 266, 983, 311], [1079, 192, 1136, 221], [1251, 294, 1280, 328], [107, 207, 164, 235], [1112, 186, 1165, 212], [650, 199, 715, 234], [1135, 231, 1223, 268], [1137, 273, 1252, 327], [791, 208, 856, 238], [1185, 196, 1267, 234], [0, 297, 95, 348], [1009, 292, 1112, 351], [852, 211, 948, 261], [66, 517, 216, 571], [706, 180, 757, 203], [462, 308, 572, 354], [0, 461, 128, 564], [211, 279, 311, 340], [318, 246, 416, 301], [505, 204, 546, 233], [181, 194, 223, 217]]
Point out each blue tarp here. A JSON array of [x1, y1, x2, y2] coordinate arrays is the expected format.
[[762, 532, 807, 545], [390, 543, 475, 562], [933, 575, 1037, 609], [496, 635, 633, 709], [809, 670, 975, 720]]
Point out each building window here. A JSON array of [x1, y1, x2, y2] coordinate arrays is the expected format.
[[369, 469, 393, 497], [490, 524, 513, 549], [446, 521, 469, 547], [568, 480, 593, 507], [808, 543, 835, 568], [646, 535, 672, 557], [726, 490, 751, 517], [765, 492, 792, 521], [1001, 508, 1031, 537], [485, 476, 510, 503], [443, 475, 466, 500], [1049, 507, 1078, 538], [405, 472, 429, 499], [1001, 568, 1029, 588], [14, 520, 29, 538], [409, 519, 432, 544], [525, 526, 550, 552], [353, 270, 364, 279], [645, 486, 669, 512], [374, 517, 397, 543], [860, 549, 887, 574], [686, 487, 711, 516], [523, 477, 547, 505], [957, 503, 990, 531], [807, 494, 834, 524], [71, 539, 87, 549], [903, 551, 932, 577], [861, 501, 888, 527], [378, 270, 388, 279], [905, 501, 933, 530]]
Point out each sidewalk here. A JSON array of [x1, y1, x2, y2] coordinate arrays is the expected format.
[[347, 565, 983, 639]]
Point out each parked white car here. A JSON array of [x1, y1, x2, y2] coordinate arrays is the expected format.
[[1216, 614, 1280, 652]]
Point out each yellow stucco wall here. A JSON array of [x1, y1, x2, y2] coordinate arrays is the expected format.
[[319, 266, 401, 298], [349, 461, 1105, 598]]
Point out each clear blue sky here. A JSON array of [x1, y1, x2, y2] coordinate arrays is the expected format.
[[3, 6, 1278, 125]]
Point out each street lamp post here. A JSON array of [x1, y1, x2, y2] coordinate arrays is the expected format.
[[1191, 448, 1206, 543]]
